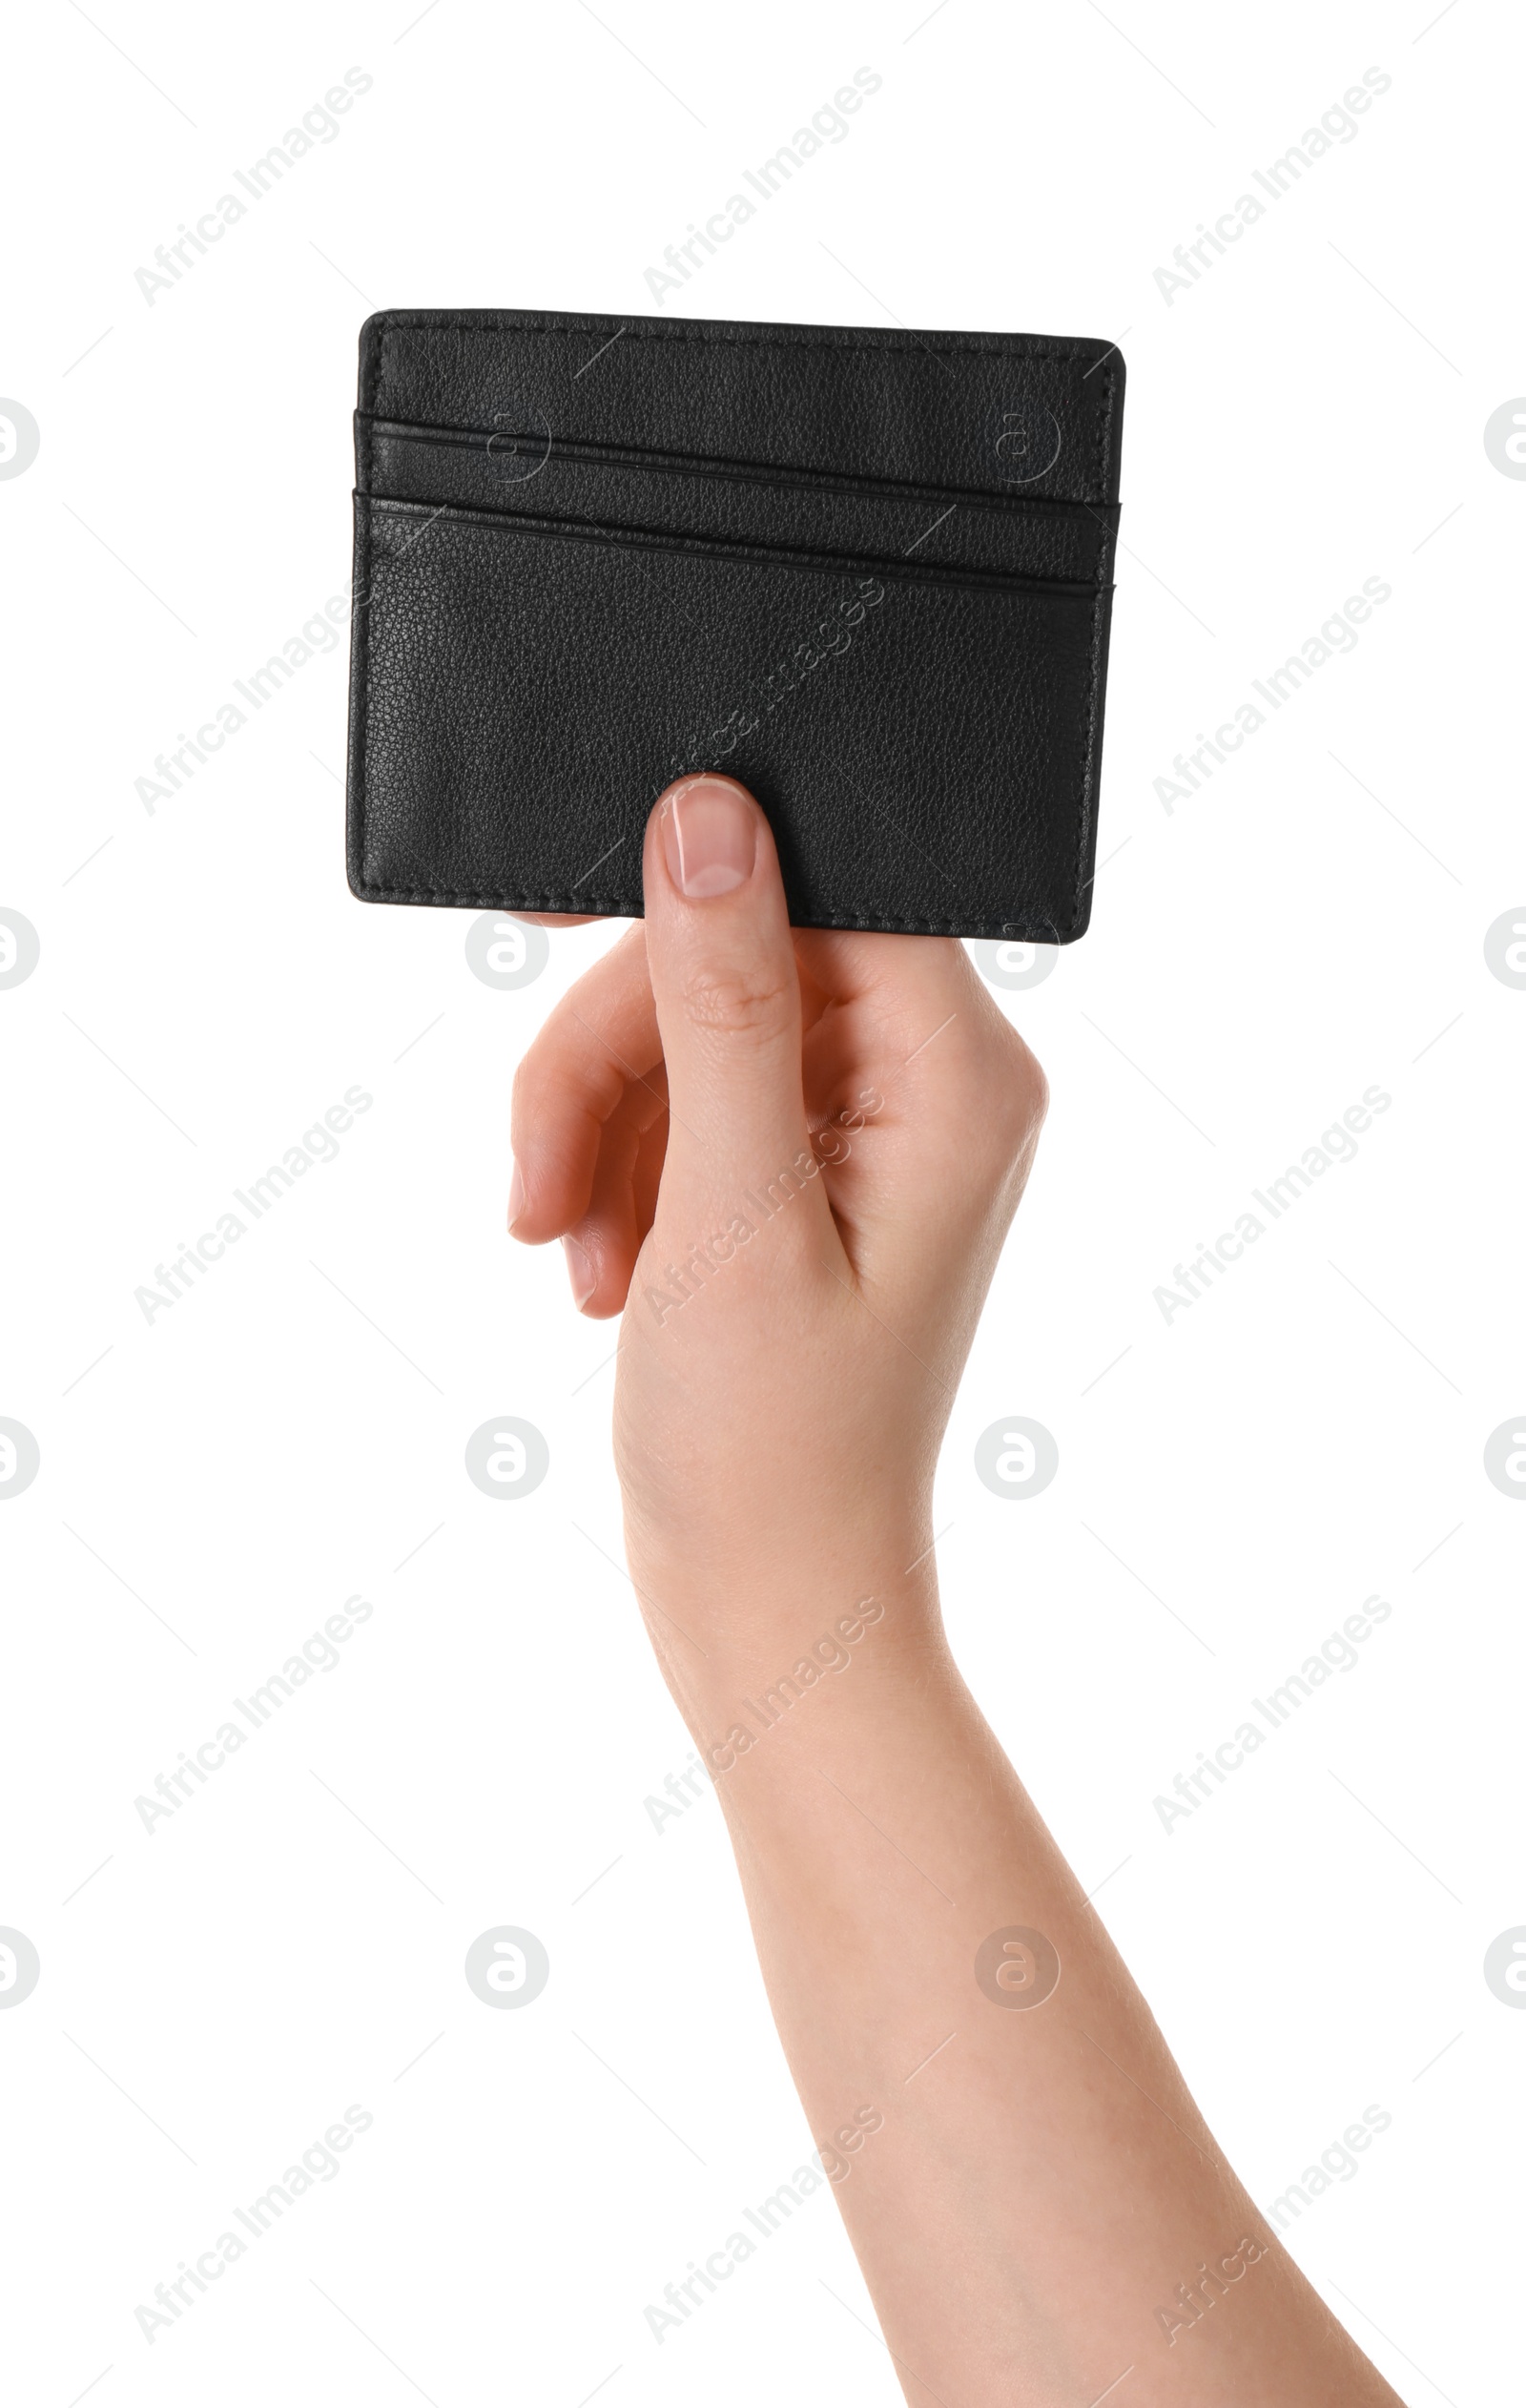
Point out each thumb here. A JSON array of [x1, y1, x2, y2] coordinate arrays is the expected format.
[[642, 775, 818, 1220]]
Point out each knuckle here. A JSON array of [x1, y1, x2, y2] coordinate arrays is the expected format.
[[1018, 1040, 1050, 1129], [512, 1024, 623, 1124], [983, 1028, 1048, 1154], [679, 963, 795, 1041]]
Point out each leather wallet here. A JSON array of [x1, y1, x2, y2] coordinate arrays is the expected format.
[[346, 308, 1124, 941]]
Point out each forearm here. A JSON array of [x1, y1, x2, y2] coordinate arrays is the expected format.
[[515, 780, 1401, 2406], [640, 1547, 1403, 2408]]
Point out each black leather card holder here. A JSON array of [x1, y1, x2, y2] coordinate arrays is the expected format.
[[346, 308, 1124, 941]]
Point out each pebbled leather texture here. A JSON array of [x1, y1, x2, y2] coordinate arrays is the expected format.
[[346, 308, 1125, 941]]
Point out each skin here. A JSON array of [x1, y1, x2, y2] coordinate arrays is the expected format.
[[509, 776, 1405, 2407]]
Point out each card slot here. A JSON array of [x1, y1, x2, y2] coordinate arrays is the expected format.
[[348, 493, 1106, 941], [359, 413, 1116, 524], [360, 492, 1106, 602], [361, 460, 1108, 586], [359, 310, 1124, 509]]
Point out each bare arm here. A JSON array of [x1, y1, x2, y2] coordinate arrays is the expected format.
[[510, 774, 1404, 2406]]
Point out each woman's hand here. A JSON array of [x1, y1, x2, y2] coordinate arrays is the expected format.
[[507, 774, 1047, 1666], [506, 778, 1401, 2408]]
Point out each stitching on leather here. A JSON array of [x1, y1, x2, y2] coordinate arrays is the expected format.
[[1064, 587, 1103, 940], [353, 331, 1122, 937], [350, 483, 1113, 932], [350, 496, 373, 897], [371, 315, 1108, 366], [1063, 363, 1118, 937], [1092, 370, 1106, 498], [367, 318, 1122, 506], [348, 876, 1062, 937]]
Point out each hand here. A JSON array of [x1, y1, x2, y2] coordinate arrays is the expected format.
[[508, 777, 1403, 2408], [508, 774, 1047, 1663]]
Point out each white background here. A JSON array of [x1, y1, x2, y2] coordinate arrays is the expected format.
[[2, 3, 1522, 2402]]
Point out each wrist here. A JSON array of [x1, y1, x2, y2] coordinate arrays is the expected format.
[[626, 1534, 947, 1769]]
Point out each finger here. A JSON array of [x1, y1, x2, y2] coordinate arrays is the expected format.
[[563, 1074, 667, 1317], [794, 926, 981, 1068], [791, 929, 1048, 1294], [796, 928, 1041, 1146], [508, 923, 659, 1241], [640, 775, 829, 1237]]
